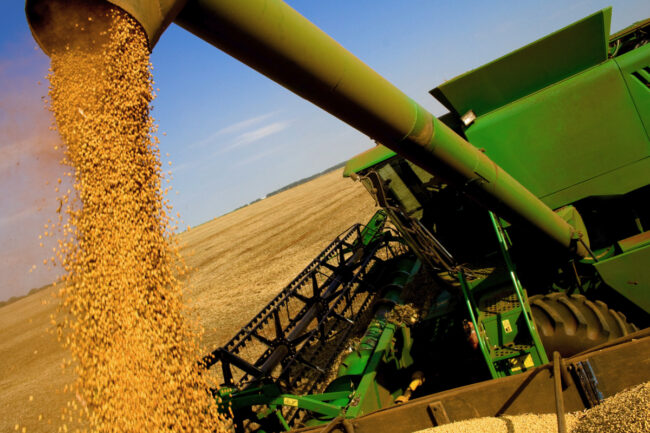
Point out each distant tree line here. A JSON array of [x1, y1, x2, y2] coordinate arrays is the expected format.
[[266, 161, 347, 198], [232, 161, 347, 212], [0, 284, 51, 308]]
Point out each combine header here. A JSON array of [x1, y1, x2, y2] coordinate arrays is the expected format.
[[26, 1, 650, 432], [204, 219, 423, 429]]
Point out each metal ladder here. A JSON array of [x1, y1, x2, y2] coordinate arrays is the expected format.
[[458, 212, 548, 378]]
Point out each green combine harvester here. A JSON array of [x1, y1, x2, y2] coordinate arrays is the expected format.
[[26, 1, 650, 432]]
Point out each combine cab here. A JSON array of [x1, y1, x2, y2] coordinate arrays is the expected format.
[[25, 1, 650, 432]]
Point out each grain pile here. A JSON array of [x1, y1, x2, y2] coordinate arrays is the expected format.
[[416, 381, 650, 433], [415, 413, 578, 433], [46, 6, 224, 433], [572, 381, 650, 433]]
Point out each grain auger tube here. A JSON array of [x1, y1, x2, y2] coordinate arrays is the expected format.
[[26, 0, 588, 258]]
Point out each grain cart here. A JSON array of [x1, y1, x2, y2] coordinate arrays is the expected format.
[[25, 1, 650, 432]]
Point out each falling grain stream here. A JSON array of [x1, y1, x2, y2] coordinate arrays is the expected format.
[[46, 6, 225, 433]]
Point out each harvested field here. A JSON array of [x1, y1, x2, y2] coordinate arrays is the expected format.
[[0, 167, 376, 433], [0, 284, 71, 433], [178, 169, 377, 351]]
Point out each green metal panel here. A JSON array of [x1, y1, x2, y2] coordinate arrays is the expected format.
[[618, 231, 650, 253], [594, 244, 650, 313], [481, 309, 524, 349], [377, 164, 422, 219], [346, 323, 397, 419], [542, 158, 650, 210], [343, 145, 396, 177], [615, 43, 650, 139], [359, 210, 388, 246], [431, 9, 611, 117], [464, 59, 650, 207]]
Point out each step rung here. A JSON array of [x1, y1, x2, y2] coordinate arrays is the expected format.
[[491, 345, 532, 361]]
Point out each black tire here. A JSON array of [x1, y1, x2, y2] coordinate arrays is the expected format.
[[529, 292, 638, 357]]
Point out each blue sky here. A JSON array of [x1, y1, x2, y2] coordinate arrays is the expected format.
[[1, 0, 649, 299]]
